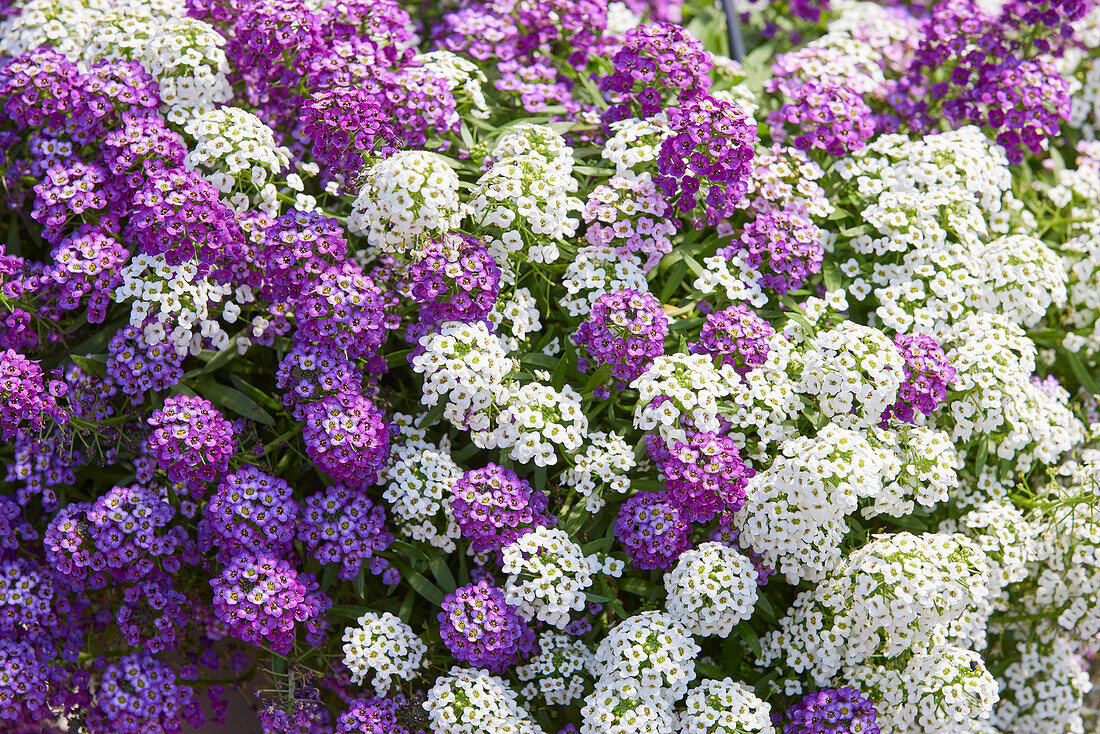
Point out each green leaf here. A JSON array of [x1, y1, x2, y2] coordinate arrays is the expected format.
[[70, 354, 108, 377], [319, 562, 339, 592], [329, 604, 371, 621], [581, 537, 613, 555], [354, 567, 366, 598], [658, 260, 688, 302], [427, 555, 457, 594], [822, 261, 843, 292], [417, 402, 446, 429], [192, 381, 275, 426], [617, 576, 664, 600], [230, 374, 282, 411], [521, 353, 559, 370], [738, 622, 762, 659], [1066, 351, 1100, 396], [697, 662, 726, 680], [391, 560, 446, 605], [195, 340, 240, 374]]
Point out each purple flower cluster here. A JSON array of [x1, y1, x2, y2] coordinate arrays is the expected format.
[[336, 697, 410, 734], [88, 653, 201, 734], [599, 22, 712, 121], [614, 491, 691, 570], [783, 687, 881, 734], [450, 464, 552, 554], [106, 326, 186, 403], [0, 497, 36, 557], [301, 393, 392, 488], [210, 554, 329, 654], [1000, 0, 1090, 51], [0, 558, 55, 633], [82, 484, 192, 583], [202, 465, 299, 560], [582, 177, 676, 272], [42, 225, 128, 323], [276, 343, 364, 420], [129, 166, 242, 273], [655, 95, 757, 228], [300, 86, 400, 178], [573, 289, 669, 392], [657, 429, 755, 523], [0, 637, 61, 726], [885, 334, 956, 423], [403, 233, 501, 348], [295, 262, 389, 361], [299, 484, 396, 582], [261, 210, 350, 302], [725, 208, 825, 296], [31, 161, 121, 245], [0, 348, 61, 440], [691, 304, 775, 373], [146, 396, 236, 494], [116, 575, 189, 654], [769, 82, 876, 156], [439, 580, 537, 672]]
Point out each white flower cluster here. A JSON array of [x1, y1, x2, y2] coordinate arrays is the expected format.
[[601, 115, 670, 182], [844, 645, 998, 734], [664, 542, 758, 637], [735, 423, 895, 583], [632, 353, 740, 448], [488, 383, 588, 466], [82, 6, 161, 63], [679, 679, 775, 734], [349, 151, 462, 254], [581, 673, 679, 734], [694, 249, 769, 309], [966, 234, 1067, 329], [0, 0, 111, 59], [341, 611, 427, 696], [416, 50, 490, 120], [827, 0, 920, 72], [745, 144, 833, 217], [560, 431, 635, 512], [378, 437, 462, 553], [940, 313, 1084, 472], [992, 631, 1092, 734], [424, 667, 544, 734], [183, 107, 290, 212], [591, 610, 700, 702], [515, 631, 595, 706], [142, 17, 233, 125], [1065, 7, 1100, 133], [795, 322, 904, 430], [490, 287, 542, 352], [502, 526, 600, 629], [864, 424, 959, 519], [760, 533, 991, 684], [469, 124, 581, 272], [722, 336, 805, 460], [411, 321, 516, 433], [113, 253, 240, 356], [771, 32, 885, 96], [581, 175, 676, 272], [561, 245, 649, 317], [941, 500, 1033, 604]]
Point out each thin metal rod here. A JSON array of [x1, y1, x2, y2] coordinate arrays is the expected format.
[[720, 0, 747, 63]]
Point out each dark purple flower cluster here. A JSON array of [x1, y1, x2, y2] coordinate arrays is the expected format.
[[146, 395, 236, 494], [88, 653, 201, 734], [0, 637, 60, 726], [614, 491, 691, 570], [300, 86, 400, 178], [203, 465, 299, 560], [691, 304, 775, 373], [783, 687, 881, 734], [129, 166, 243, 273], [116, 575, 189, 654], [0, 558, 55, 633], [210, 554, 329, 654], [769, 82, 876, 156], [299, 484, 396, 582], [725, 208, 825, 296], [261, 210, 350, 302], [999, 0, 1089, 53], [450, 464, 552, 554], [84, 484, 193, 581], [336, 697, 410, 734], [301, 392, 392, 488], [438, 580, 536, 672], [295, 262, 389, 361], [0, 496, 36, 557], [106, 326, 185, 403], [101, 110, 187, 195], [656, 429, 755, 523], [0, 348, 62, 440], [276, 343, 364, 420], [573, 289, 668, 392], [885, 334, 956, 423], [258, 689, 331, 734], [42, 225, 127, 323], [599, 22, 712, 121], [655, 95, 757, 228], [31, 161, 121, 244], [403, 233, 501, 348]]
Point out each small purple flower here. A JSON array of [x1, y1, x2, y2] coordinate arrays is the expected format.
[[260, 210, 350, 303], [439, 580, 537, 672], [336, 697, 410, 734], [723, 207, 824, 296], [116, 575, 189, 654], [88, 653, 202, 734], [106, 326, 185, 404], [302, 392, 392, 488], [449, 464, 552, 554], [276, 342, 364, 421], [691, 304, 775, 373], [0, 349, 62, 440], [202, 465, 300, 561], [656, 429, 755, 523], [294, 261, 389, 361], [614, 491, 691, 570], [885, 333, 956, 423], [783, 687, 881, 734], [769, 81, 876, 157]]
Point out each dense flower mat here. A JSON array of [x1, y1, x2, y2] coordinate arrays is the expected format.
[[2, 0, 1100, 732]]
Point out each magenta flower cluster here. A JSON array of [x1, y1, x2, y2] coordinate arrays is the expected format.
[[885, 334, 957, 424], [298, 484, 396, 582], [614, 491, 691, 570], [449, 464, 552, 554], [438, 580, 537, 672], [691, 304, 775, 373], [783, 687, 881, 734], [202, 465, 300, 561], [724, 207, 825, 296], [573, 288, 669, 394], [146, 395, 236, 494], [657, 429, 755, 523]]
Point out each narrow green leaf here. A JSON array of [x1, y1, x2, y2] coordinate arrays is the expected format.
[[738, 622, 762, 659], [192, 381, 275, 426], [391, 560, 446, 605], [230, 374, 282, 411], [70, 355, 108, 377], [329, 604, 371, 621], [427, 555, 457, 594]]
